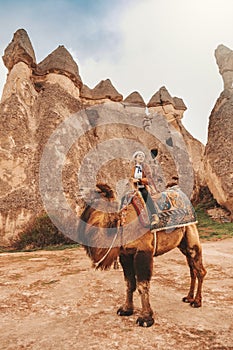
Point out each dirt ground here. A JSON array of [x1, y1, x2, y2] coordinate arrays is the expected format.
[[0, 238, 232, 350]]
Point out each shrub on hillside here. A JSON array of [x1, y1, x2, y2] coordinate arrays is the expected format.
[[11, 214, 76, 250]]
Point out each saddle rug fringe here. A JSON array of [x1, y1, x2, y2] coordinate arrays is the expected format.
[[124, 186, 197, 230]]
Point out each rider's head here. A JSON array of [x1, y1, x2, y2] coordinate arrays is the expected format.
[[132, 151, 145, 163]]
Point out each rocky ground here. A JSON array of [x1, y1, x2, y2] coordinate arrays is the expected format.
[[0, 238, 232, 350]]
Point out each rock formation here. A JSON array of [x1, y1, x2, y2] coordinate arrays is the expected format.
[[36, 45, 82, 87], [2, 28, 36, 71], [203, 45, 233, 217], [80, 79, 123, 103], [215, 44, 233, 90], [147, 86, 187, 122], [147, 86, 206, 201], [0, 28, 215, 245], [123, 91, 146, 107], [0, 29, 83, 245], [204, 91, 233, 217]]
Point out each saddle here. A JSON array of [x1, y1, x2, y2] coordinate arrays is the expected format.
[[122, 186, 197, 231], [121, 190, 151, 227]]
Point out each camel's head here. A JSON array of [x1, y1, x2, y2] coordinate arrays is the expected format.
[[78, 183, 120, 270], [80, 183, 117, 204], [96, 183, 116, 200]]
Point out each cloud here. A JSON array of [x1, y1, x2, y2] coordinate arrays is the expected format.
[[1, 0, 232, 144], [108, 0, 230, 142]]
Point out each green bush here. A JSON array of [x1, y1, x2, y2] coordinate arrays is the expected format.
[[11, 214, 76, 251]]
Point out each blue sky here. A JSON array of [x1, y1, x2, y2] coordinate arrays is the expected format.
[[0, 0, 233, 144]]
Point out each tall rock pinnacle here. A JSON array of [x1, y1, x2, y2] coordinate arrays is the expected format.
[[215, 44, 233, 90], [204, 44, 233, 216], [2, 28, 36, 71]]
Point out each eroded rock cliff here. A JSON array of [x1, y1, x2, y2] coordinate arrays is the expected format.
[[204, 89, 233, 216], [147, 86, 206, 202], [203, 45, 233, 217], [0, 28, 211, 245]]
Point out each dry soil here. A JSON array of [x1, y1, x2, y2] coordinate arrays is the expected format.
[[0, 238, 232, 350]]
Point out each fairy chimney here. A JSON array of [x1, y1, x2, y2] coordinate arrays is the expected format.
[[2, 28, 36, 71], [36, 45, 83, 89], [215, 44, 233, 90], [147, 86, 187, 122], [204, 91, 233, 216], [204, 45, 233, 216], [80, 79, 123, 102]]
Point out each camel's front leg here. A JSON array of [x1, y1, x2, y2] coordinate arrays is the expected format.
[[134, 250, 154, 327], [117, 254, 136, 316]]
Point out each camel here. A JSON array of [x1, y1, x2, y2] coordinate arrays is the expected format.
[[77, 184, 207, 327]]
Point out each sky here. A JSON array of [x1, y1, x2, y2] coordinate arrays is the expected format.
[[0, 0, 232, 144]]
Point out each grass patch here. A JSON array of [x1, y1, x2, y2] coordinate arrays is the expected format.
[[42, 244, 79, 251], [195, 205, 233, 240]]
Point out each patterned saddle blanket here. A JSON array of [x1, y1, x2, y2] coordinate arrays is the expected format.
[[121, 186, 197, 231]]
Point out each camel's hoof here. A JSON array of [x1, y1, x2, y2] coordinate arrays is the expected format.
[[136, 316, 154, 328], [182, 296, 194, 303], [190, 300, 201, 308], [113, 261, 119, 270], [117, 308, 133, 316]]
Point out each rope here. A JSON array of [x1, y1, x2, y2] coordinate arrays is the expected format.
[[93, 230, 118, 270], [151, 229, 157, 256]]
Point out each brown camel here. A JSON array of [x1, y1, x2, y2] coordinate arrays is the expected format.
[[77, 184, 207, 327]]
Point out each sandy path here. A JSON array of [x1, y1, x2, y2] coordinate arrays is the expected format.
[[0, 238, 232, 350]]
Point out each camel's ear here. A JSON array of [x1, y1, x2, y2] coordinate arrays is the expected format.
[[96, 183, 116, 199], [166, 176, 179, 188]]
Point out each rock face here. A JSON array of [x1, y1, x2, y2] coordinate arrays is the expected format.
[[0, 29, 84, 245], [204, 45, 233, 217], [204, 88, 233, 216], [0, 28, 211, 245], [147, 86, 206, 201]]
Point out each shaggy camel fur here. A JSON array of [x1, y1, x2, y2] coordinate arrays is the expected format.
[[78, 184, 207, 327]]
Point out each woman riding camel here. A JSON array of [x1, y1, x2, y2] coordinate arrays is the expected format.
[[131, 151, 159, 226]]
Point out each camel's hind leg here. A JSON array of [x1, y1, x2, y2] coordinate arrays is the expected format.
[[117, 254, 136, 316], [178, 224, 207, 308]]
